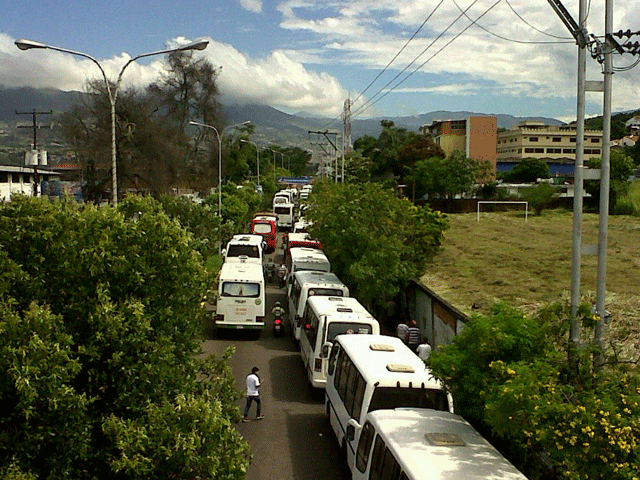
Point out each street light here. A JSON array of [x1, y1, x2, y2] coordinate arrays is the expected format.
[[189, 120, 251, 216], [16, 38, 209, 204], [240, 139, 260, 189]]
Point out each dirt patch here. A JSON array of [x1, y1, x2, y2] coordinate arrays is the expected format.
[[421, 210, 640, 360]]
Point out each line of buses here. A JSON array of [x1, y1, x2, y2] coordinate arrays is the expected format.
[[215, 186, 528, 480]]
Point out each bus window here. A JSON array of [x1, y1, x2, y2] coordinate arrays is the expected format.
[[328, 344, 340, 376], [221, 282, 260, 297], [356, 422, 376, 473], [327, 322, 373, 343], [368, 387, 450, 413]]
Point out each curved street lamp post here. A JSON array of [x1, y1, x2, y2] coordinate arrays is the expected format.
[[189, 120, 251, 216], [16, 38, 209, 204]]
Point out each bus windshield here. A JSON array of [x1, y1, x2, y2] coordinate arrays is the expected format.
[[368, 387, 450, 413], [221, 282, 261, 297], [226, 245, 260, 258], [308, 288, 343, 297], [326, 323, 372, 343]]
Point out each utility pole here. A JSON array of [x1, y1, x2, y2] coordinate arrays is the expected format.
[[548, 0, 639, 366], [309, 130, 339, 181], [15, 108, 52, 197]]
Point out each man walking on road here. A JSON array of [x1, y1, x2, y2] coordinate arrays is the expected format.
[[243, 366, 264, 422]]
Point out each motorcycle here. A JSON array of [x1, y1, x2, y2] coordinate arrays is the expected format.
[[272, 303, 285, 337]]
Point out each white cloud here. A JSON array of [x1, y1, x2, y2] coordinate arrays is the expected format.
[[0, 33, 347, 117], [239, 0, 263, 14]]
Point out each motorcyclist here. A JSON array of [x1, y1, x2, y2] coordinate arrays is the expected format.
[[272, 301, 285, 318]]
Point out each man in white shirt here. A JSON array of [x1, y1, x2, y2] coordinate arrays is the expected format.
[[243, 367, 264, 422], [417, 337, 432, 362]]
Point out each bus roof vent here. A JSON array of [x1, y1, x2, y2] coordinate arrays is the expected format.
[[386, 363, 415, 373], [425, 432, 466, 447], [370, 344, 395, 352], [337, 307, 353, 313]]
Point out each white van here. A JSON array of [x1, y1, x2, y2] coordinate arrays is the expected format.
[[299, 296, 379, 389], [351, 409, 527, 480], [325, 334, 453, 469], [274, 203, 295, 230], [215, 259, 265, 331], [222, 234, 264, 265], [285, 247, 331, 291], [288, 271, 349, 340]]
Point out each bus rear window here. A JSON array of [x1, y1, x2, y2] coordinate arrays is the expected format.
[[221, 282, 260, 297], [227, 245, 260, 258], [275, 206, 292, 214], [252, 223, 273, 234], [308, 288, 343, 297], [327, 323, 372, 343], [368, 387, 449, 413]]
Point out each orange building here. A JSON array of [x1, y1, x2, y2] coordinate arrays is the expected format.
[[425, 116, 497, 172]]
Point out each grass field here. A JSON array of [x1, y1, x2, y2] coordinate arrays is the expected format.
[[421, 209, 640, 359]]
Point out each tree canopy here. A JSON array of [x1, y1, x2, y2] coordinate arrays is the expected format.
[[306, 181, 448, 312], [0, 196, 249, 479]]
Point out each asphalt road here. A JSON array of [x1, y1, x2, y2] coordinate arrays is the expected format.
[[201, 239, 350, 480]]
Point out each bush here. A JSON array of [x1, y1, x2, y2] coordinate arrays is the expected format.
[[520, 183, 558, 215]]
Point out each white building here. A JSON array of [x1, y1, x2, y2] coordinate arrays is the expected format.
[[0, 165, 60, 201]]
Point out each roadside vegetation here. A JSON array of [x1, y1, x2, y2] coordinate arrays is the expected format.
[[0, 196, 250, 479]]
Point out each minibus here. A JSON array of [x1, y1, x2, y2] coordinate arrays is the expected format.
[[288, 271, 349, 340], [250, 215, 277, 253], [274, 203, 295, 230], [222, 234, 264, 265], [299, 296, 379, 389], [285, 247, 331, 290], [324, 334, 453, 469], [351, 409, 527, 480], [215, 259, 265, 331]]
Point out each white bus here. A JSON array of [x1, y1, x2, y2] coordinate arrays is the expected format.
[[324, 334, 453, 470], [215, 259, 265, 331], [288, 271, 349, 340], [299, 296, 379, 389], [274, 203, 295, 230], [351, 408, 528, 480], [285, 247, 331, 291], [222, 234, 265, 265]]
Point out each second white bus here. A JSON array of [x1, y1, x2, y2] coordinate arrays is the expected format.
[[288, 271, 349, 340], [324, 334, 453, 470], [215, 259, 265, 331], [351, 408, 528, 480], [299, 296, 379, 389]]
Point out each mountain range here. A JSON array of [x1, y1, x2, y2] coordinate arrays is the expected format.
[[1, 87, 564, 147]]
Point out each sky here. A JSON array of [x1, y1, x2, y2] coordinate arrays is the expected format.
[[1, 0, 639, 127]]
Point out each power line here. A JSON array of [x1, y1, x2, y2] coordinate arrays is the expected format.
[[349, 0, 485, 120], [319, 0, 445, 131], [453, 0, 575, 44], [504, 0, 573, 40], [352, 0, 503, 119]]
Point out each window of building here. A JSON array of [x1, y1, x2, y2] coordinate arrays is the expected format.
[[12, 174, 21, 183], [534, 148, 544, 153], [525, 148, 534, 153], [563, 148, 575, 154], [570, 137, 576, 143], [546, 148, 562, 154], [0, 173, 8, 183], [529, 137, 539, 142], [590, 138, 600, 143], [552, 137, 562, 142]]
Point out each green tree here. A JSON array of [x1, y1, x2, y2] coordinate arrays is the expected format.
[[498, 158, 551, 183], [585, 150, 635, 213], [353, 121, 416, 179], [0, 196, 249, 479], [342, 151, 372, 183], [429, 302, 640, 480], [306, 181, 448, 311], [414, 151, 492, 199], [520, 183, 558, 215]]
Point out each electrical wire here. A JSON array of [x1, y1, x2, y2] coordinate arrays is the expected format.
[[348, 0, 485, 120], [504, 0, 573, 40], [351, 0, 504, 119], [318, 0, 446, 131], [613, 56, 640, 72], [452, 0, 574, 44]]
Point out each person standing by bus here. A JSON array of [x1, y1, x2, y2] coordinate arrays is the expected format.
[[406, 320, 421, 352], [243, 367, 264, 422], [396, 320, 408, 344], [417, 337, 432, 361]]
